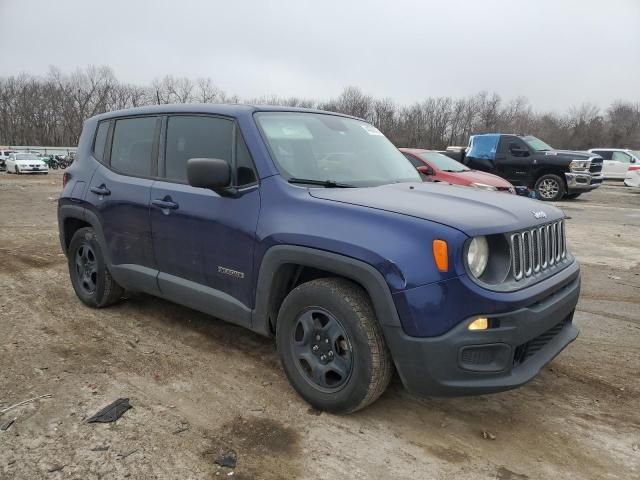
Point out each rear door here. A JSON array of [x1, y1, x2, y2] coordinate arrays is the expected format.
[[150, 115, 260, 326], [87, 115, 160, 294]]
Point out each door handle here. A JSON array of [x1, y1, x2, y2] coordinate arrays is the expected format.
[[90, 184, 111, 196], [152, 198, 179, 210]]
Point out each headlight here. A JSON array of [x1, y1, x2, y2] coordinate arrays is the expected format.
[[467, 236, 489, 278], [470, 182, 497, 191], [569, 159, 591, 172]]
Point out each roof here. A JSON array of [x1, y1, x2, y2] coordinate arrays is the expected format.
[[91, 103, 362, 122]]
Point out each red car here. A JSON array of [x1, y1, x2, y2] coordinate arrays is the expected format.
[[400, 148, 516, 194]]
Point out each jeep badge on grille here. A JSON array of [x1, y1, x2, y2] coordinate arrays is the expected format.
[[532, 211, 547, 219]]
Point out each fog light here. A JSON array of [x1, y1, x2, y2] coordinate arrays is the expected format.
[[468, 317, 489, 331]]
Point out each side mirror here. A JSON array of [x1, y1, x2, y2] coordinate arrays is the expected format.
[[417, 165, 433, 175], [187, 158, 232, 192], [631, 158, 636, 164]]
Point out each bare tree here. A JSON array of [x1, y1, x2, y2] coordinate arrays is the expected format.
[[1, 66, 639, 150]]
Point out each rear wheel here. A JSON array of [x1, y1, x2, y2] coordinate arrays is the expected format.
[[68, 227, 123, 308], [276, 278, 392, 413], [535, 173, 565, 201]]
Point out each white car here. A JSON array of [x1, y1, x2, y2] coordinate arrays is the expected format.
[[0, 148, 17, 171], [588, 148, 640, 179], [6, 152, 49, 174], [624, 164, 640, 188]]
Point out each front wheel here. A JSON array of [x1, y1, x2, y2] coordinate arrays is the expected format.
[[276, 278, 393, 414], [534, 174, 565, 201], [14, 166, 20, 175]]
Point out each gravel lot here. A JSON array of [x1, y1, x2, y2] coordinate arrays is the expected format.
[[1, 171, 638, 480]]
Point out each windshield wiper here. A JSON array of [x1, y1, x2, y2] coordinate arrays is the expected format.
[[288, 178, 355, 188], [441, 169, 464, 173]]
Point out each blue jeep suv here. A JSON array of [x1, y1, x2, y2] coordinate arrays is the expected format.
[[58, 105, 580, 413]]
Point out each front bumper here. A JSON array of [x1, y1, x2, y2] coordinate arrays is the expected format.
[[18, 167, 48, 173], [384, 267, 580, 396], [565, 172, 603, 193]]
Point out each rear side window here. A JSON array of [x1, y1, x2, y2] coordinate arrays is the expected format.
[[110, 117, 157, 177], [93, 121, 109, 161], [164, 116, 233, 183], [593, 150, 612, 160]]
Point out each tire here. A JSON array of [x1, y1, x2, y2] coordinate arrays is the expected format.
[[15, 166, 20, 175], [67, 227, 123, 308], [564, 193, 581, 200], [534, 173, 565, 201], [276, 277, 392, 414]]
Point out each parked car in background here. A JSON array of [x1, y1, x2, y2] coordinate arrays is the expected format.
[[400, 148, 515, 193], [624, 164, 640, 188], [0, 147, 17, 171], [6, 152, 49, 174], [587, 148, 639, 179], [462, 134, 603, 201]]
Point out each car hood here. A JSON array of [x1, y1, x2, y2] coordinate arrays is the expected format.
[[309, 182, 564, 236], [541, 149, 600, 160]]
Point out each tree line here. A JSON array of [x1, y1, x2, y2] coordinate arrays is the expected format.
[[1, 66, 639, 150]]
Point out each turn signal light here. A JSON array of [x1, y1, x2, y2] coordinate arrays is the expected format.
[[432, 239, 448, 272], [468, 317, 489, 331]]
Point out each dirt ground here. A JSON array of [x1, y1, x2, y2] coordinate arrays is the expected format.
[[1, 170, 638, 480]]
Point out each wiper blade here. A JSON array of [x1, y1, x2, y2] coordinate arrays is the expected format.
[[288, 178, 355, 188]]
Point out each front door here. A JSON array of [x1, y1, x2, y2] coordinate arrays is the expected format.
[[150, 115, 260, 326], [496, 136, 532, 185]]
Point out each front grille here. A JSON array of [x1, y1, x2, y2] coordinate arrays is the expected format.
[[510, 220, 566, 281], [590, 159, 603, 173], [513, 318, 569, 365]]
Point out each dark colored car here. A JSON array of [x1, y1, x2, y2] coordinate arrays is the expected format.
[[400, 148, 515, 193], [58, 105, 580, 413], [462, 134, 603, 201]]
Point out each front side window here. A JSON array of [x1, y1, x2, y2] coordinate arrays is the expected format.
[[403, 153, 425, 169], [419, 152, 469, 172], [255, 112, 420, 187], [164, 116, 233, 183], [110, 117, 157, 177]]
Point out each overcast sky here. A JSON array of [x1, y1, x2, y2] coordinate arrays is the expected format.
[[1, 0, 638, 111]]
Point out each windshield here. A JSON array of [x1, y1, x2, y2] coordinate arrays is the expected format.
[[631, 151, 640, 159], [16, 154, 39, 160], [255, 112, 421, 187], [419, 152, 469, 172], [522, 136, 553, 151]]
